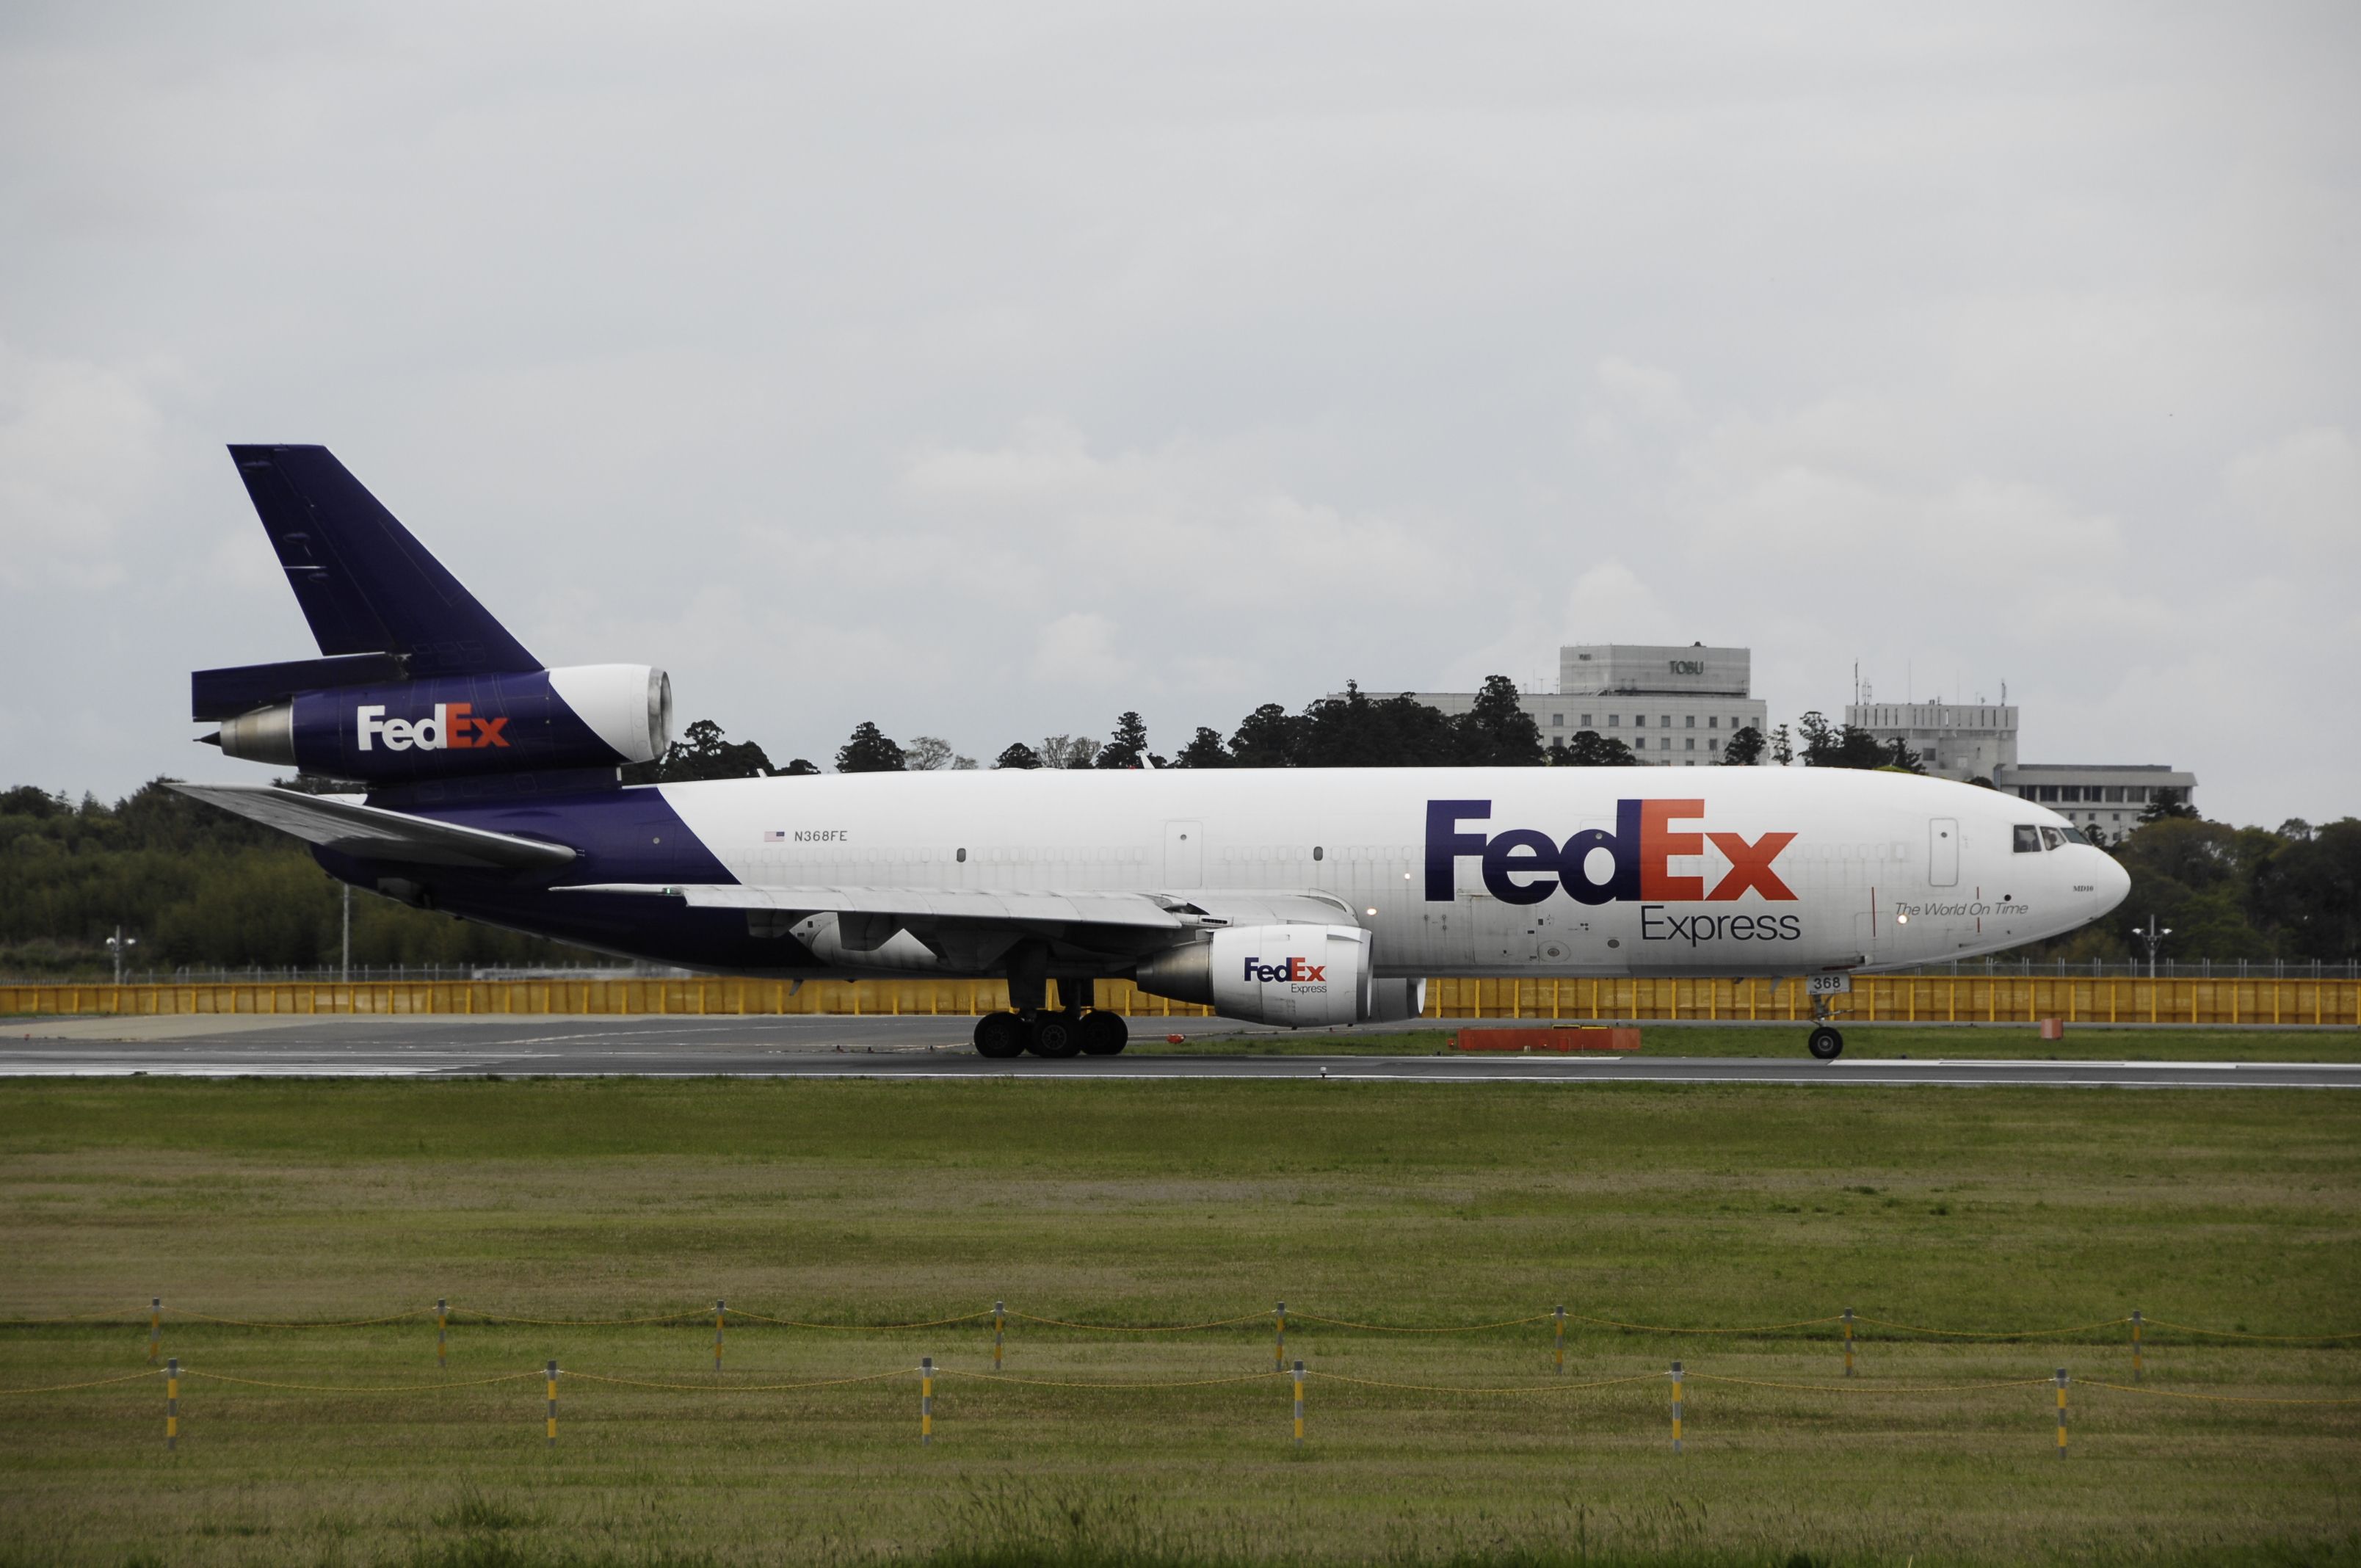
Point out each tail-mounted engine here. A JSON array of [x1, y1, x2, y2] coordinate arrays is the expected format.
[[197, 661, 672, 783], [1134, 924, 1424, 1028]]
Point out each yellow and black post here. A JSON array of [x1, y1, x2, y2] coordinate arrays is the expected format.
[[1274, 1302, 1285, 1371], [921, 1357, 935, 1445], [148, 1297, 161, 1365], [437, 1299, 448, 1369], [2130, 1310, 2143, 1383], [1669, 1360, 1684, 1455], [165, 1357, 179, 1451], [1554, 1305, 1565, 1374], [2053, 1368, 2068, 1459], [1292, 1359, 1305, 1447], [1843, 1307, 1856, 1378], [545, 1360, 559, 1448], [714, 1299, 725, 1373], [993, 1301, 1005, 1370]]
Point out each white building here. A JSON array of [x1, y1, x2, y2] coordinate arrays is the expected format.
[[1844, 701, 2017, 782], [1995, 763, 2197, 836], [1357, 644, 1769, 766]]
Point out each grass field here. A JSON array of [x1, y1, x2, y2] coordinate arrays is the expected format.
[[1144, 1023, 2361, 1061], [2, 1077, 2357, 1567]]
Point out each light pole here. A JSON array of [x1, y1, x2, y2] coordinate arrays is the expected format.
[[106, 925, 137, 985], [2132, 914, 2172, 979]]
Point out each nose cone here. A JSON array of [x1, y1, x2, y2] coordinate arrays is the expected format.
[[2094, 851, 2131, 918]]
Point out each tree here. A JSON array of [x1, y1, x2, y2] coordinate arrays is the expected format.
[[1559, 729, 1639, 766], [993, 741, 1042, 770], [1229, 704, 1305, 768], [1454, 675, 1546, 766], [2139, 792, 2201, 824], [1719, 725, 1766, 766], [623, 718, 775, 783], [1879, 735, 1926, 774], [904, 736, 976, 772], [2251, 819, 2361, 961], [780, 758, 822, 776], [1796, 710, 1889, 769], [835, 722, 906, 774], [1296, 683, 1459, 767], [1096, 712, 1151, 769], [1769, 723, 1794, 766], [1038, 735, 1101, 769], [1172, 727, 1231, 768]]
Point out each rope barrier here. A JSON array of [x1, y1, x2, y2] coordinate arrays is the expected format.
[[0, 1369, 162, 1395], [938, 1368, 1280, 1390], [1291, 1313, 1556, 1334], [565, 1368, 913, 1393], [725, 1310, 996, 1330], [173, 1308, 434, 1329], [182, 1370, 540, 1393], [458, 1310, 708, 1326], [1006, 1311, 1272, 1332], [1311, 1371, 1662, 1395], [2078, 1379, 2361, 1407], [1854, 1315, 2130, 1340], [2140, 1321, 2361, 1342], [1563, 1311, 1845, 1335], [1689, 1373, 2055, 1395]]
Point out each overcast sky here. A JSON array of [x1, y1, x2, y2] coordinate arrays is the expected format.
[[4, 2, 2354, 825]]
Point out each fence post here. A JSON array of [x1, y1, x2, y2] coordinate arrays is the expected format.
[[921, 1357, 935, 1445], [546, 1360, 559, 1448], [1669, 1360, 1684, 1454], [1843, 1307, 1855, 1378], [1554, 1304, 1565, 1374], [1292, 1359, 1305, 1447], [2130, 1310, 2143, 1383], [1274, 1302, 1285, 1371], [165, 1357, 179, 1450], [149, 1297, 161, 1365], [714, 1299, 725, 1373], [438, 1299, 448, 1368], [993, 1301, 1004, 1370], [2054, 1368, 2068, 1459]]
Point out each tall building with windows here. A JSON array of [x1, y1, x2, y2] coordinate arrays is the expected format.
[[1994, 763, 2196, 836], [1354, 644, 1769, 766], [1843, 701, 2017, 782]]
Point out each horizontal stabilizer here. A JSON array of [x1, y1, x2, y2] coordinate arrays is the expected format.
[[192, 653, 408, 720], [169, 783, 576, 871]]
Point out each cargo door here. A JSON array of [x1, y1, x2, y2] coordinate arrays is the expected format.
[[1929, 818, 1959, 888]]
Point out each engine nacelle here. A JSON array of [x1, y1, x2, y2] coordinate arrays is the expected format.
[[211, 664, 672, 783], [1134, 924, 1376, 1029]]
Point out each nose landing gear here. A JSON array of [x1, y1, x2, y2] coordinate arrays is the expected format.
[[1805, 990, 1845, 1061]]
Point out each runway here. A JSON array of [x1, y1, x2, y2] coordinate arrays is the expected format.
[[1, 1015, 2354, 1087]]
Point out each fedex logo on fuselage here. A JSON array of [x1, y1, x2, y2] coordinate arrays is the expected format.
[[355, 703, 510, 752], [1426, 799, 1796, 906], [1244, 956, 1327, 985]]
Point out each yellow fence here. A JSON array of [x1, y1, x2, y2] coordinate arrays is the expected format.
[[1, 974, 2353, 1026]]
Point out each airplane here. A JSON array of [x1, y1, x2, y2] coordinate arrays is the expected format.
[[178, 446, 2132, 1061]]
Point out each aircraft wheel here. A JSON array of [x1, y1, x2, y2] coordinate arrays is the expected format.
[[1807, 1026, 1845, 1061], [1029, 1012, 1084, 1059], [1079, 1010, 1128, 1056], [973, 1012, 1026, 1059]]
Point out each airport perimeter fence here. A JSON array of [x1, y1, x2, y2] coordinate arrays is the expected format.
[[4, 973, 2355, 1026], [4, 1298, 2357, 1459]]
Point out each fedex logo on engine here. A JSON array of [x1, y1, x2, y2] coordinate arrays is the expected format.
[[355, 703, 511, 752], [1244, 956, 1327, 985], [1426, 799, 1796, 906]]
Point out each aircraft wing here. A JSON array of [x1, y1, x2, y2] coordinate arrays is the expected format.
[[169, 783, 578, 871]]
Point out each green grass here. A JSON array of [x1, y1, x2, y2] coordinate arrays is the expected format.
[[1, 1078, 2357, 1566], [1142, 1023, 2361, 1061]]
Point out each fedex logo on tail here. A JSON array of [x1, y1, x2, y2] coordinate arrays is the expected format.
[[1426, 799, 1796, 906], [1244, 956, 1327, 985], [356, 703, 510, 752]]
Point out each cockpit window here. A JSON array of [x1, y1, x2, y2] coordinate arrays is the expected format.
[[2039, 827, 2065, 851], [2013, 825, 2042, 853], [2061, 826, 2091, 846]]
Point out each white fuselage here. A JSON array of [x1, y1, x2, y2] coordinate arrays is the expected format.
[[659, 766, 2129, 978]]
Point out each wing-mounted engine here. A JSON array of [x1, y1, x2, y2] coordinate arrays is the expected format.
[[199, 663, 672, 783], [1134, 924, 1415, 1029]]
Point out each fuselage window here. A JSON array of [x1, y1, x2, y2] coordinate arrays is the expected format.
[[2039, 827, 2065, 850], [2012, 825, 2042, 853]]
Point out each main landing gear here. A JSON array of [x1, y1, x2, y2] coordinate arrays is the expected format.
[[972, 1009, 1128, 1059]]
